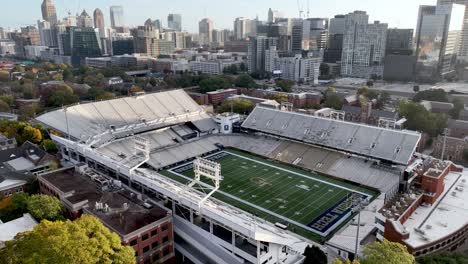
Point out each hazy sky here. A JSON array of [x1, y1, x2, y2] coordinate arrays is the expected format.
[[1, 0, 436, 32]]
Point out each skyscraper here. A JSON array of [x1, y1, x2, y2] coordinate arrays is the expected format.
[[41, 0, 57, 25], [247, 36, 277, 74], [61, 27, 102, 66], [168, 14, 182, 32], [341, 11, 388, 78], [110, 6, 125, 28], [268, 8, 274, 23], [415, 2, 466, 76], [153, 19, 162, 31], [199, 18, 214, 46], [234, 17, 251, 40], [94, 8, 105, 37], [38, 20, 57, 47], [78, 10, 94, 28]]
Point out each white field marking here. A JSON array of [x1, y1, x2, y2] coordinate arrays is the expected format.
[[167, 150, 372, 236], [224, 151, 371, 197], [167, 167, 327, 236]]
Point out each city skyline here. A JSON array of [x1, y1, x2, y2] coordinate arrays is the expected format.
[[2, 0, 435, 32]]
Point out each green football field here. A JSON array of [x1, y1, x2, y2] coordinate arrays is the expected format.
[[162, 149, 376, 238]]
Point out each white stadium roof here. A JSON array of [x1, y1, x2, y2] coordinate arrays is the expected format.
[[36, 90, 213, 145], [242, 107, 421, 165]]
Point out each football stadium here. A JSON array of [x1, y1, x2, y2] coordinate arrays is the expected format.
[[36, 89, 421, 264], [163, 149, 375, 238]]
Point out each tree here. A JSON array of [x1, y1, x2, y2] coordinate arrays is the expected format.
[[199, 76, 232, 93], [0, 70, 10, 82], [149, 77, 157, 87], [129, 85, 143, 94], [22, 126, 42, 144], [42, 139, 58, 152], [360, 240, 415, 264], [96, 92, 116, 101], [332, 259, 360, 264], [0, 215, 136, 264], [270, 94, 289, 103], [0, 193, 30, 222], [276, 79, 294, 93], [303, 245, 327, 264], [325, 95, 343, 110], [0, 95, 14, 106], [0, 100, 10, 112], [418, 252, 468, 264], [376, 91, 391, 110], [398, 100, 447, 136], [235, 74, 257, 89], [413, 89, 448, 103], [449, 98, 464, 119], [219, 98, 254, 114], [26, 194, 63, 221]]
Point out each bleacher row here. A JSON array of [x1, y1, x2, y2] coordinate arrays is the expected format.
[[37, 90, 207, 142], [243, 107, 421, 165], [210, 135, 400, 193]]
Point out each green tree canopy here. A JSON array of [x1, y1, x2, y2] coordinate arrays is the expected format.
[[0, 100, 10, 113], [0, 193, 30, 222], [199, 76, 232, 93], [42, 139, 58, 152], [26, 194, 64, 221], [219, 98, 255, 114], [398, 100, 447, 136], [276, 79, 294, 93], [0, 215, 136, 264], [418, 252, 468, 264], [413, 89, 448, 103], [235, 74, 257, 89], [360, 240, 415, 264], [324, 95, 343, 110]]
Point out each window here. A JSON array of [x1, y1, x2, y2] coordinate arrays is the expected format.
[[152, 241, 159, 249], [130, 239, 137, 246], [163, 247, 170, 256], [142, 234, 149, 241], [161, 224, 168, 232], [151, 230, 158, 237], [143, 246, 150, 253], [162, 236, 169, 244]]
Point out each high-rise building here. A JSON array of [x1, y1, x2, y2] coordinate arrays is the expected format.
[[329, 15, 346, 35], [94, 9, 105, 37], [168, 14, 182, 32], [415, 3, 466, 77], [61, 27, 102, 66], [199, 18, 214, 46], [386, 28, 414, 55], [11, 26, 41, 58], [153, 19, 162, 31], [41, 0, 57, 25], [247, 36, 277, 73], [268, 8, 274, 23], [291, 19, 303, 54], [274, 55, 321, 84], [341, 11, 388, 78], [37, 20, 57, 47], [132, 26, 174, 57], [324, 15, 345, 63], [234, 17, 251, 40], [110, 6, 125, 28], [78, 10, 94, 28], [303, 18, 329, 51]]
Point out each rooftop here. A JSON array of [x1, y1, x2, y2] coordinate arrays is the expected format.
[[40, 167, 170, 237], [0, 213, 37, 248], [403, 170, 468, 248]]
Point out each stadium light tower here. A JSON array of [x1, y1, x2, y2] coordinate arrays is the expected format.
[[189, 157, 223, 210]]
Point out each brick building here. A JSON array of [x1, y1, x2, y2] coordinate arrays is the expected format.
[[38, 166, 175, 264], [342, 104, 399, 126], [375, 159, 467, 257], [206, 88, 238, 105]]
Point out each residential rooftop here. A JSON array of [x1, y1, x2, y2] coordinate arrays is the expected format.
[[40, 167, 170, 237]]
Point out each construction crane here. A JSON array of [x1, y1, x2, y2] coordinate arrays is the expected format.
[[297, 0, 304, 18], [307, 0, 310, 18]]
